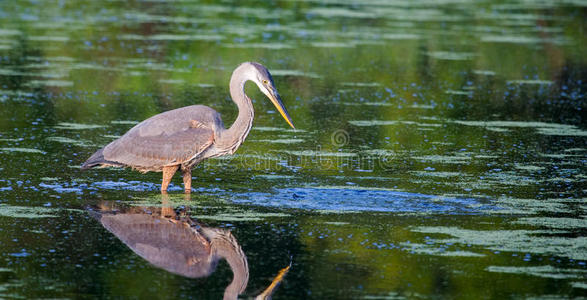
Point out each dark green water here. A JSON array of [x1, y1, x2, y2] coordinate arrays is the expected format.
[[0, 0, 586, 299]]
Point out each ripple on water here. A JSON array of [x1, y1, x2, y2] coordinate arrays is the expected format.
[[232, 187, 498, 213]]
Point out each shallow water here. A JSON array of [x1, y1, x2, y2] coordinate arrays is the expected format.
[[0, 0, 586, 299]]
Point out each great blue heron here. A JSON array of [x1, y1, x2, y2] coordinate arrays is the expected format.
[[82, 62, 294, 193]]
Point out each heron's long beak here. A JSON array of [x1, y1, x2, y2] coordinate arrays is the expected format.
[[266, 89, 295, 129]]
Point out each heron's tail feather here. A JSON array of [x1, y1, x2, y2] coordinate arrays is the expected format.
[[81, 148, 122, 170]]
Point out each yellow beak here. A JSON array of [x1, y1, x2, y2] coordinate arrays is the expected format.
[[266, 89, 295, 129]]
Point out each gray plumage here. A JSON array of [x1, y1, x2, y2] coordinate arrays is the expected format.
[[84, 105, 219, 172], [82, 62, 294, 192]]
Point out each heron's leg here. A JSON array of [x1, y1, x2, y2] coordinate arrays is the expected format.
[[161, 165, 179, 193], [182, 168, 192, 193]]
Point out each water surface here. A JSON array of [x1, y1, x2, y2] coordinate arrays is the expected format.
[[0, 0, 585, 299]]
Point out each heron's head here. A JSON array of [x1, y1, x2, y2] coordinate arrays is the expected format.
[[241, 62, 295, 129]]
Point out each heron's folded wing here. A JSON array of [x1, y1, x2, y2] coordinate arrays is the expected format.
[[103, 126, 214, 169]]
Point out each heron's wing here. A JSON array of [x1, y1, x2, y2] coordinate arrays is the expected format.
[[103, 106, 219, 169]]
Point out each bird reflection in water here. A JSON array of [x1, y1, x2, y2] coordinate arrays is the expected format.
[[89, 194, 289, 300]]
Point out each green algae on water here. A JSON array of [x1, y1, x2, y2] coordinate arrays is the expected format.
[[410, 171, 464, 178], [514, 217, 587, 229], [411, 155, 471, 164], [270, 69, 322, 78], [255, 174, 296, 180], [46, 136, 93, 147], [54, 122, 105, 130], [252, 139, 304, 144], [0, 204, 57, 218], [514, 164, 545, 171], [191, 211, 290, 222], [280, 150, 357, 157], [426, 51, 475, 60], [110, 120, 139, 125], [0, 147, 46, 154], [411, 226, 587, 260], [26, 80, 73, 87], [400, 242, 485, 257], [486, 265, 587, 279]]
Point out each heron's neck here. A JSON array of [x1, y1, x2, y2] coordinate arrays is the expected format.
[[217, 73, 254, 152]]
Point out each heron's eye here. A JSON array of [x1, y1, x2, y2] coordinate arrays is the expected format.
[[262, 79, 268, 85]]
